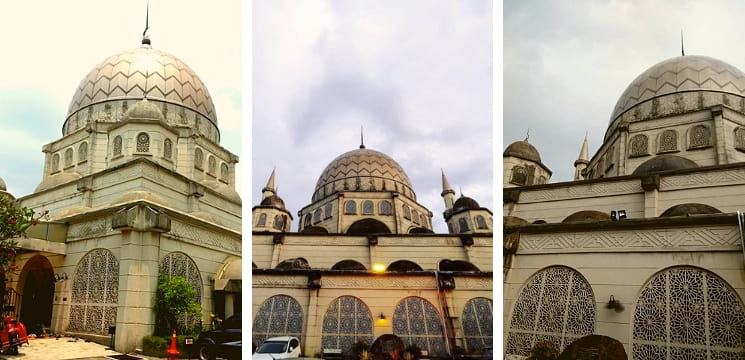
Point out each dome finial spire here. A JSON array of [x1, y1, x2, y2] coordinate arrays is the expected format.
[[525, 128, 530, 141], [142, 1, 151, 46], [681, 29, 685, 56], [359, 126, 365, 149]]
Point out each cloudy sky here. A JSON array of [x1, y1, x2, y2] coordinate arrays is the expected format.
[[0, 0, 241, 196], [505, 0, 745, 182], [252, 1, 493, 233]]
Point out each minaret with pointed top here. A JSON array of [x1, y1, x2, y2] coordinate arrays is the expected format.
[[441, 169, 456, 211], [262, 168, 276, 200], [574, 135, 590, 180]]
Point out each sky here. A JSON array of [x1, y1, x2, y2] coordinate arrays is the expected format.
[[252, 0, 493, 234], [505, 0, 745, 182], [0, 0, 242, 196]]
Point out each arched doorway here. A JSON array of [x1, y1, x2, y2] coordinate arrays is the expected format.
[[18, 255, 55, 335]]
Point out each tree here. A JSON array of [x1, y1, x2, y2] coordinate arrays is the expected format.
[[0, 196, 46, 309], [153, 275, 201, 336]]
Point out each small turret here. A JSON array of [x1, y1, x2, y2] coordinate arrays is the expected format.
[[574, 135, 589, 180], [441, 169, 456, 211], [262, 168, 276, 200], [253, 169, 292, 232]]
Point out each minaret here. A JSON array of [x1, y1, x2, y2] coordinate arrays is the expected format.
[[574, 135, 589, 180], [441, 169, 456, 211], [262, 168, 276, 200]]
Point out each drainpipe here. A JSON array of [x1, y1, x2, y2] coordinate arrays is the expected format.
[[433, 271, 454, 358], [737, 212, 745, 265]]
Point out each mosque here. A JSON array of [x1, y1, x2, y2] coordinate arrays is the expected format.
[[0, 33, 242, 352], [251, 144, 494, 358], [504, 54, 745, 358]]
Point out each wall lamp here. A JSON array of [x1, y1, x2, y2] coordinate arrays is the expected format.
[[606, 295, 623, 311], [610, 210, 627, 221], [379, 313, 386, 320], [54, 273, 68, 282]]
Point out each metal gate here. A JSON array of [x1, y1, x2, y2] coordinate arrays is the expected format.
[[4, 288, 21, 318]]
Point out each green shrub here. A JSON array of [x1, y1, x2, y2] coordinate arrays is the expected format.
[[153, 276, 201, 336]]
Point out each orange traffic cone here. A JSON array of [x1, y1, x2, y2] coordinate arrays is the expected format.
[[166, 329, 179, 360]]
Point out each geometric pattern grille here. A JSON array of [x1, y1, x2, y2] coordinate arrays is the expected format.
[[159, 252, 203, 330], [392, 297, 447, 357], [321, 296, 374, 355], [68, 249, 119, 335], [252, 295, 304, 346], [632, 267, 745, 360], [505, 266, 595, 357], [461, 297, 493, 352]]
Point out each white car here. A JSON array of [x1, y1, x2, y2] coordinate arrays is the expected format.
[[252, 336, 302, 360]]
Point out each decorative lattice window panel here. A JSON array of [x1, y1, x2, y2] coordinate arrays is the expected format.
[[194, 148, 204, 169], [164, 139, 173, 159], [689, 125, 711, 149], [658, 130, 678, 153], [64, 148, 74, 167], [252, 295, 304, 346], [321, 296, 374, 355], [208, 156, 217, 175], [505, 266, 595, 357], [51, 153, 60, 172], [220, 163, 229, 181], [393, 297, 447, 357], [257, 213, 267, 226], [68, 249, 119, 335], [159, 252, 202, 329], [380, 201, 392, 215], [630, 134, 649, 157], [363, 200, 374, 215], [462, 297, 493, 352], [511, 165, 527, 185], [78, 142, 88, 163], [113, 136, 123, 156], [136, 132, 150, 152], [325, 203, 333, 219], [631, 267, 745, 359], [735, 127, 745, 151]]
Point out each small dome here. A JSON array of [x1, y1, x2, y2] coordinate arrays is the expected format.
[[66, 46, 217, 129], [503, 140, 541, 163], [610, 55, 745, 124], [504, 216, 529, 226], [314, 148, 413, 200], [0, 176, 6, 191], [660, 203, 721, 217], [632, 155, 698, 176], [123, 99, 164, 121], [562, 210, 610, 223], [453, 196, 480, 212], [260, 195, 286, 209]]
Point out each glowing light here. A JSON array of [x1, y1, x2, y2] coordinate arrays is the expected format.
[[372, 264, 386, 273]]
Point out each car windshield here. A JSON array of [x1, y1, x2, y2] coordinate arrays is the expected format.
[[256, 341, 287, 354]]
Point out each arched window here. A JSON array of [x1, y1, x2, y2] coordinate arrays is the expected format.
[[113, 136, 123, 156], [257, 213, 267, 226], [64, 148, 74, 167], [420, 214, 428, 228], [159, 252, 202, 330], [380, 201, 392, 215], [321, 296, 374, 355], [220, 163, 229, 181], [345, 201, 357, 215], [658, 129, 678, 153], [163, 139, 173, 159], [689, 125, 711, 149], [313, 208, 322, 223], [403, 205, 411, 220], [252, 295, 304, 346], [194, 148, 203, 169], [458, 218, 469, 232], [273, 215, 285, 230], [78, 142, 88, 163], [362, 200, 374, 215], [475, 215, 488, 229], [511, 165, 527, 185], [631, 267, 745, 358], [304, 214, 312, 229], [324, 203, 333, 219], [447, 223, 454, 233], [412, 210, 421, 224], [393, 297, 447, 357], [462, 298, 493, 352], [630, 134, 649, 157], [136, 132, 150, 152], [68, 249, 119, 334], [207, 156, 217, 175], [735, 127, 745, 151], [506, 266, 595, 357], [51, 153, 60, 172]]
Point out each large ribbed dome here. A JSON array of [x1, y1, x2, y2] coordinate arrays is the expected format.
[[313, 148, 413, 200], [66, 45, 217, 127], [610, 55, 745, 123]]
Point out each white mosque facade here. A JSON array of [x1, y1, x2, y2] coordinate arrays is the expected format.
[[1, 36, 242, 352], [504, 55, 745, 359]]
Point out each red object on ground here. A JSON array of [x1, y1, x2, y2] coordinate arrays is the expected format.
[[166, 330, 179, 360]]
